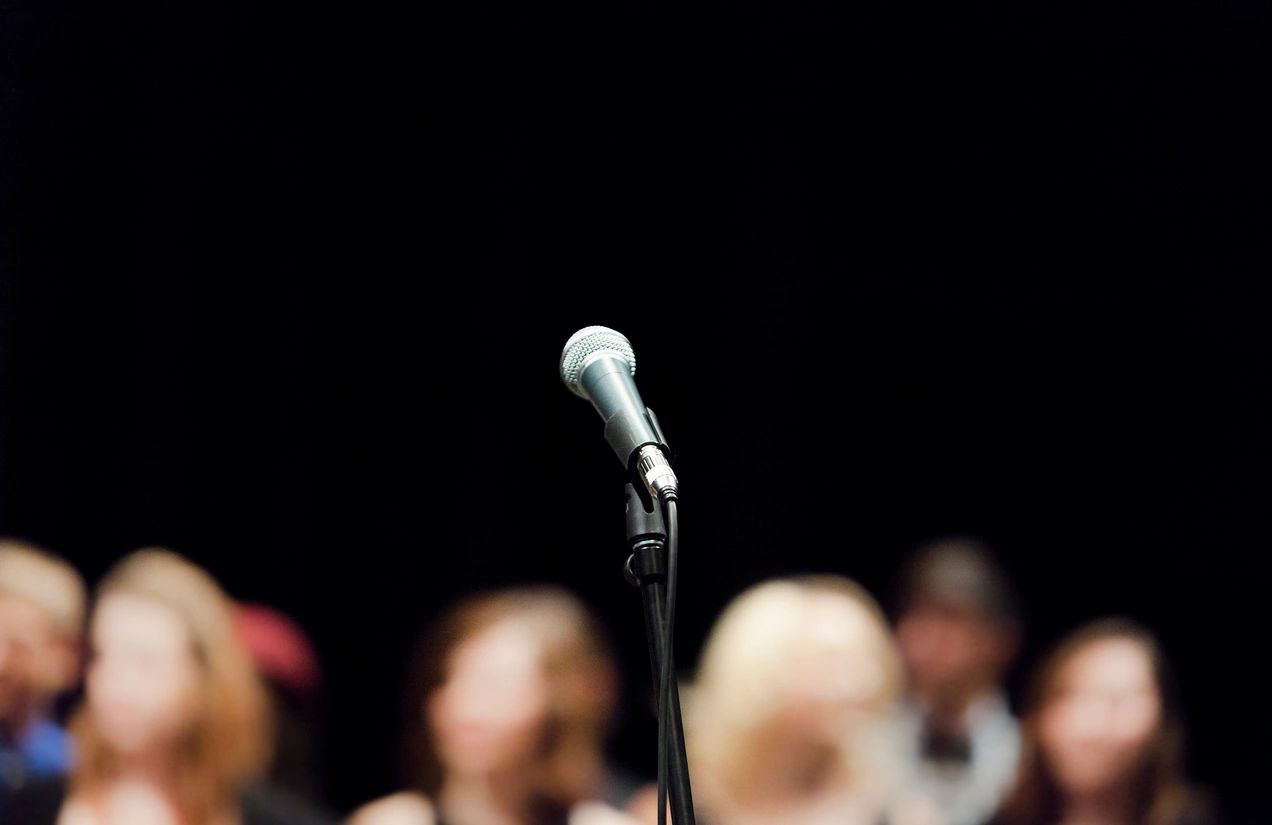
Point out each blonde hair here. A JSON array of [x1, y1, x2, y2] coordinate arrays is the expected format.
[[71, 549, 271, 825], [406, 586, 617, 825], [0, 539, 86, 639], [688, 575, 905, 806]]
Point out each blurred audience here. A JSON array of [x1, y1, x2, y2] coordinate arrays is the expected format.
[[889, 538, 1023, 825], [994, 618, 1219, 825], [0, 536, 1230, 825], [0, 539, 86, 797], [630, 575, 905, 825], [236, 602, 326, 807], [0, 547, 333, 825], [348, 585, 641, 825]]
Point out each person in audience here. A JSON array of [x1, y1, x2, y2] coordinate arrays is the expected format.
[[0, 539, 86, 797], [235, 601, 326, 807], [994, 618, 1220, 825], [348, 585, 641, 825], [890, 538, 1023, 825], [629, 575, 905, 825], [0, 548, 333, 825]]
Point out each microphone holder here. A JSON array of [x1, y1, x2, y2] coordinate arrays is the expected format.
[[624, 481, 696, 825]]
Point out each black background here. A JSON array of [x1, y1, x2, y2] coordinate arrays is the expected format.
[[2, 0, 1269, 820]]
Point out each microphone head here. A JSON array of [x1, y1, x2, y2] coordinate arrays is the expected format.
[[560, 326, 637, 399]]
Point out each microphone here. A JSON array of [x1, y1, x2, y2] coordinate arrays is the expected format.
[[560, 326, 678, 502]]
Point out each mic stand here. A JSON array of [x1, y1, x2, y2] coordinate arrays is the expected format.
[[624, 482, 696, 825]]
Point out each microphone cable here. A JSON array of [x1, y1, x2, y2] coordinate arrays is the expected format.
[[657, 492, 680, 825]]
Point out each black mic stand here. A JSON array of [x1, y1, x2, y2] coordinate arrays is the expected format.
[[624, 482, 696, 825]]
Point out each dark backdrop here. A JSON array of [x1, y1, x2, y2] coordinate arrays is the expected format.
[[1, 0, 1269, 820]]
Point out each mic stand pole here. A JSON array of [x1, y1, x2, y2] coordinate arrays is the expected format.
[[624, 483, 696, 825]]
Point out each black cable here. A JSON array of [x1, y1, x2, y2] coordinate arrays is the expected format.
[[657, 494, 680, 825]]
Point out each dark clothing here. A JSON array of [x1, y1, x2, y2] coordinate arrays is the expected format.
[[0, 775, 337, 825], [598, 766, 645, 812], [0, 774, 61, 824], [242, 783, 339, 825]]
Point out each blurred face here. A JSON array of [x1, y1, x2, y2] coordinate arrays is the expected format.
[[0, 592, 72, 727], [1037, 637, 1162, 798], [87, 593, 202, 757], [773, 594, 892, 740], [896, 600, 1011, 705], [428, 620, 551, 778]]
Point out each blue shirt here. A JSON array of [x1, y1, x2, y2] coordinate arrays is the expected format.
[[0, 717, 73, 794]]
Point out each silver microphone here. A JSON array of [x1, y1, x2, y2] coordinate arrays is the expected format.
[[560, 326, 678, 501]]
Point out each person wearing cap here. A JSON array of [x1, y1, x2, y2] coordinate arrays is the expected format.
[[888, 538, 1023, 825], [0, 539, 86, 796], [234, 601, 325, 807]]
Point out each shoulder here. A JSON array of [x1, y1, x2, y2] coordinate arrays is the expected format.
[[56, 799, 97, 825], [346, 792, 436, 825], [621, 783, 661, 825]]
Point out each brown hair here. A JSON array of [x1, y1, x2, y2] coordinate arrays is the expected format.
[[403, 586, 617, 825], [70, 549, 271, 825], [896, 537, 1020, 626], [997, 618, 1204, 825]]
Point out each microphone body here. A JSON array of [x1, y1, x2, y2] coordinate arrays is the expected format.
[[561, 327, 678, 501]]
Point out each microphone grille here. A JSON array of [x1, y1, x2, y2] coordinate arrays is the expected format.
[[560, 326, 637, 398]]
